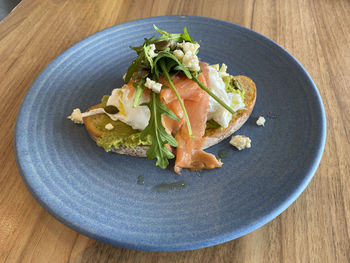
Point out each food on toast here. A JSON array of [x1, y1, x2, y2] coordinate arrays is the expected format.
[[68, 25, 256, 173]]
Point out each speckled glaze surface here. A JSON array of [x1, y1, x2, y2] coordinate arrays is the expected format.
[[15, 16, 326, 251]]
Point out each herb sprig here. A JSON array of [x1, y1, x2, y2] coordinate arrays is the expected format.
[[140, 92, 179, 169], [153, 25, 194, 43]]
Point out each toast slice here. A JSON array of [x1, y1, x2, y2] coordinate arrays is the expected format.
[[83, 75, 256, 156]]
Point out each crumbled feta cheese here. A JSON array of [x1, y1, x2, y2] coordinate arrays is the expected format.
[[182, 51, 200, 72], [256, 116, 266, 126], [173, 49, 184, 60], [177, 41, 200, 54], [105, 123, 114, 130], [145, 77, 162, 93], [148, 44, 158, 59], [174, 41, 200, 72], [230, 135, 251, 150], [210, 63, 229, 77], [218, 63, 229, 77], [67, 108, 83, 124]]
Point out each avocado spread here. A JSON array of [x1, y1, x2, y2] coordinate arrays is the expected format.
[[95, 96, 151, 152], [222, 75, 245, 99]]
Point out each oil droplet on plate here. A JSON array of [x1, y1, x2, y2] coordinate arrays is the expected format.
[[218, 149, 228, 159], [137, 175, 144, 185], [152, 181, 187, 192]]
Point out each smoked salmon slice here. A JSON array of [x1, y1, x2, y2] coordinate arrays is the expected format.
[[160, 63, 222, 174]]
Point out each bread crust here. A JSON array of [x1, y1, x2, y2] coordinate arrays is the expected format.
[[83, 75, 256, 157]]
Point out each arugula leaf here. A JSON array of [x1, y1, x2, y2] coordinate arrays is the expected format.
[[182, 26, 193, 42], [143, 44, 154, 70], [140, 92, 179, 169], [126, 37, 156, 84], [124, 54, 144, 84], [153, 25, 194, 43], [130, 36, 156, 54], [153, 51, 192, 79], [126, 26, 195, 84], [132, 78, 146, 107]]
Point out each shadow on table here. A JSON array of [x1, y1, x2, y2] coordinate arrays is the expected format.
[[70, 238, 242, 263]]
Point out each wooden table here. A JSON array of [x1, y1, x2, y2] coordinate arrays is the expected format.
[[0, 0, 349, 262]]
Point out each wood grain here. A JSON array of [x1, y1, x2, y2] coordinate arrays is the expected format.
[[0, 0, 349, 262]]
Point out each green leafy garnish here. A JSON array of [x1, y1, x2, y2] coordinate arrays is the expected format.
[[153, 51, 192, 79], [130, 36, 155, 54], [125, 25, 194, 84], [143, 44, 155, 70], [140, 92, 180, 169], [132, 78, 146, 107], [153, 25, 194, 43], [124, 54, 144, 84]]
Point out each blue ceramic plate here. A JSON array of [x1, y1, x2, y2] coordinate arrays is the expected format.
[[15, 16, 326, 251]]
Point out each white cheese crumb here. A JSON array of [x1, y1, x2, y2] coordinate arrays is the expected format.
[[177, 41, 200, 54], [174, 41, 200, 72], [105, 123, 114, 130], [256, 116, 266, 126], [230, 135, 251, 150], [148, 44, 158, 59], [182, 51, 200, 72], [67, 108, 83, 124], [173, 49, 184, 60], [218, 63, 229, 77], [145, 77, 162, 93]]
